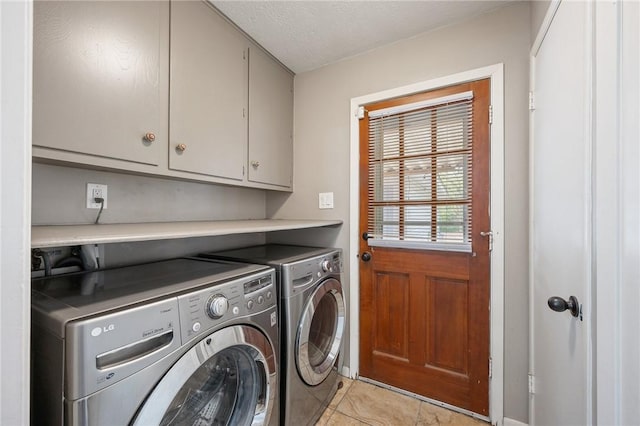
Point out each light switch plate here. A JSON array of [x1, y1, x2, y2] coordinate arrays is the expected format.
[[319, 192, 334, 209]]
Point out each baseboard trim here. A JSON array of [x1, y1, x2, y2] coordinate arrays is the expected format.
[[340, 366, 351, 378], [503, 417, 528, 426]]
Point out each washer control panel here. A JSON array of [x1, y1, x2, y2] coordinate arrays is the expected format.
[[320, 253, 341, 274], [177, 268, 276, 344], [243, 274, 274, 311], [205, 294, 229, 319], [281, 249, 343, 298]]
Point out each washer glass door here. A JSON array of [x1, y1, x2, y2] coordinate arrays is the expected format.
[[296, 278, 346, 386], [133, 325, 276, 426]]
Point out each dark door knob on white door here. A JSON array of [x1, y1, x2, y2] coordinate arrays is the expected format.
[[548, 295, 580, 318]]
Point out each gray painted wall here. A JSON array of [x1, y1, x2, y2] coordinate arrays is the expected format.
[[103, 234, 265, 268], [531, 0, 552, 42], [267, 2, 531, 422], [32, 163, 269, 267], [32, 163, 267, 225]]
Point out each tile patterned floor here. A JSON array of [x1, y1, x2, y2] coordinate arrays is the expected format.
[[316, 378, 489, 426]]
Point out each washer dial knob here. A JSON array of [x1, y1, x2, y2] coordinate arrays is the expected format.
[[206, 295, 229, 319], [321, 260, 331, 272]]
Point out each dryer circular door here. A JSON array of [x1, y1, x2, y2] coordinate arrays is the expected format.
[[133, 325, 276, 426], [296, 278, 346, 386]]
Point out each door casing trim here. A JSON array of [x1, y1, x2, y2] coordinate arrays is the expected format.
[[348, 63, 505, 424]]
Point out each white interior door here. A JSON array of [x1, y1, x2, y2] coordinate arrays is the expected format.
[[531, 1, 592, 425]]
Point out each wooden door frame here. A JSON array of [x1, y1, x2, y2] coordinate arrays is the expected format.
[[349, 64, 505, 424]]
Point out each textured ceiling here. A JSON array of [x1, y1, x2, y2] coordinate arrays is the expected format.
[[211, 1, 513, 73]]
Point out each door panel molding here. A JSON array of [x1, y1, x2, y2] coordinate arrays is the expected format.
[[427, 277, 469, 374], [371, 271, 410, 360], [349, 63, 504, 423]]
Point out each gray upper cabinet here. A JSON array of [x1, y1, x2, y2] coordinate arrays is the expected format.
[[248, 46, 294, 188], [169, 1, 247, 181], [32, 0, 294, 192], [33, 1, 164, 165]]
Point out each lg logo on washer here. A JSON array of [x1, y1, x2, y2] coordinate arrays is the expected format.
[[91, 324, 115, 337]]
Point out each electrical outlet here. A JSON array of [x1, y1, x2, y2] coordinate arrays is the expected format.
[[86, 183, 108, 209]]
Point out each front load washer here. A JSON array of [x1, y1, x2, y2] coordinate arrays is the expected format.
[[199, 245, 346, 425], [31, 258, 279, 426]]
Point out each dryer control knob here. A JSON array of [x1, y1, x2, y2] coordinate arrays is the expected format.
[[321, 260, 331, 272], [206, 295, 229, 319]]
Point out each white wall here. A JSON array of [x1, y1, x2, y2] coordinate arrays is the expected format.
[[0, 1, 32, 424], [267, 2, 531, 422], [617, 5, 640, 421], [594, 1, 640, 423]]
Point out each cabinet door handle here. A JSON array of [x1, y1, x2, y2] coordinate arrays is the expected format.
[[143, 132, 156, 143], [176, 143, 187, 152], [251, 160, 260, 168]]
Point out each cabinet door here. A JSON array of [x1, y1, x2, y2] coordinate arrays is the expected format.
[[169, 1, 247, 181], [33, 1, 163, 165], [248, 46, 294, 188]]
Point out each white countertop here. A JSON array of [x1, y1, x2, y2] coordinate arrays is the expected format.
[[32, 219, 343, 248]]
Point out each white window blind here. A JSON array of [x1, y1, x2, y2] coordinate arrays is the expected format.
[[367, 91, 474, 252]]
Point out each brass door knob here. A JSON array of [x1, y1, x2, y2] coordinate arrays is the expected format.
[[143, 132, 156, 143], [176, 143, 187, 152]]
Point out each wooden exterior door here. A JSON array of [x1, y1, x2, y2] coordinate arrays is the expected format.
[[358, 79, 491, 416]]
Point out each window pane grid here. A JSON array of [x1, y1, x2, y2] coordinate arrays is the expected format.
[[368, 204, 470, 241], [367, 97, 473, 249]]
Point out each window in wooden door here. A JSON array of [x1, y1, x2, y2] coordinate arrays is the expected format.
[[367, 91, 473, 252]]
